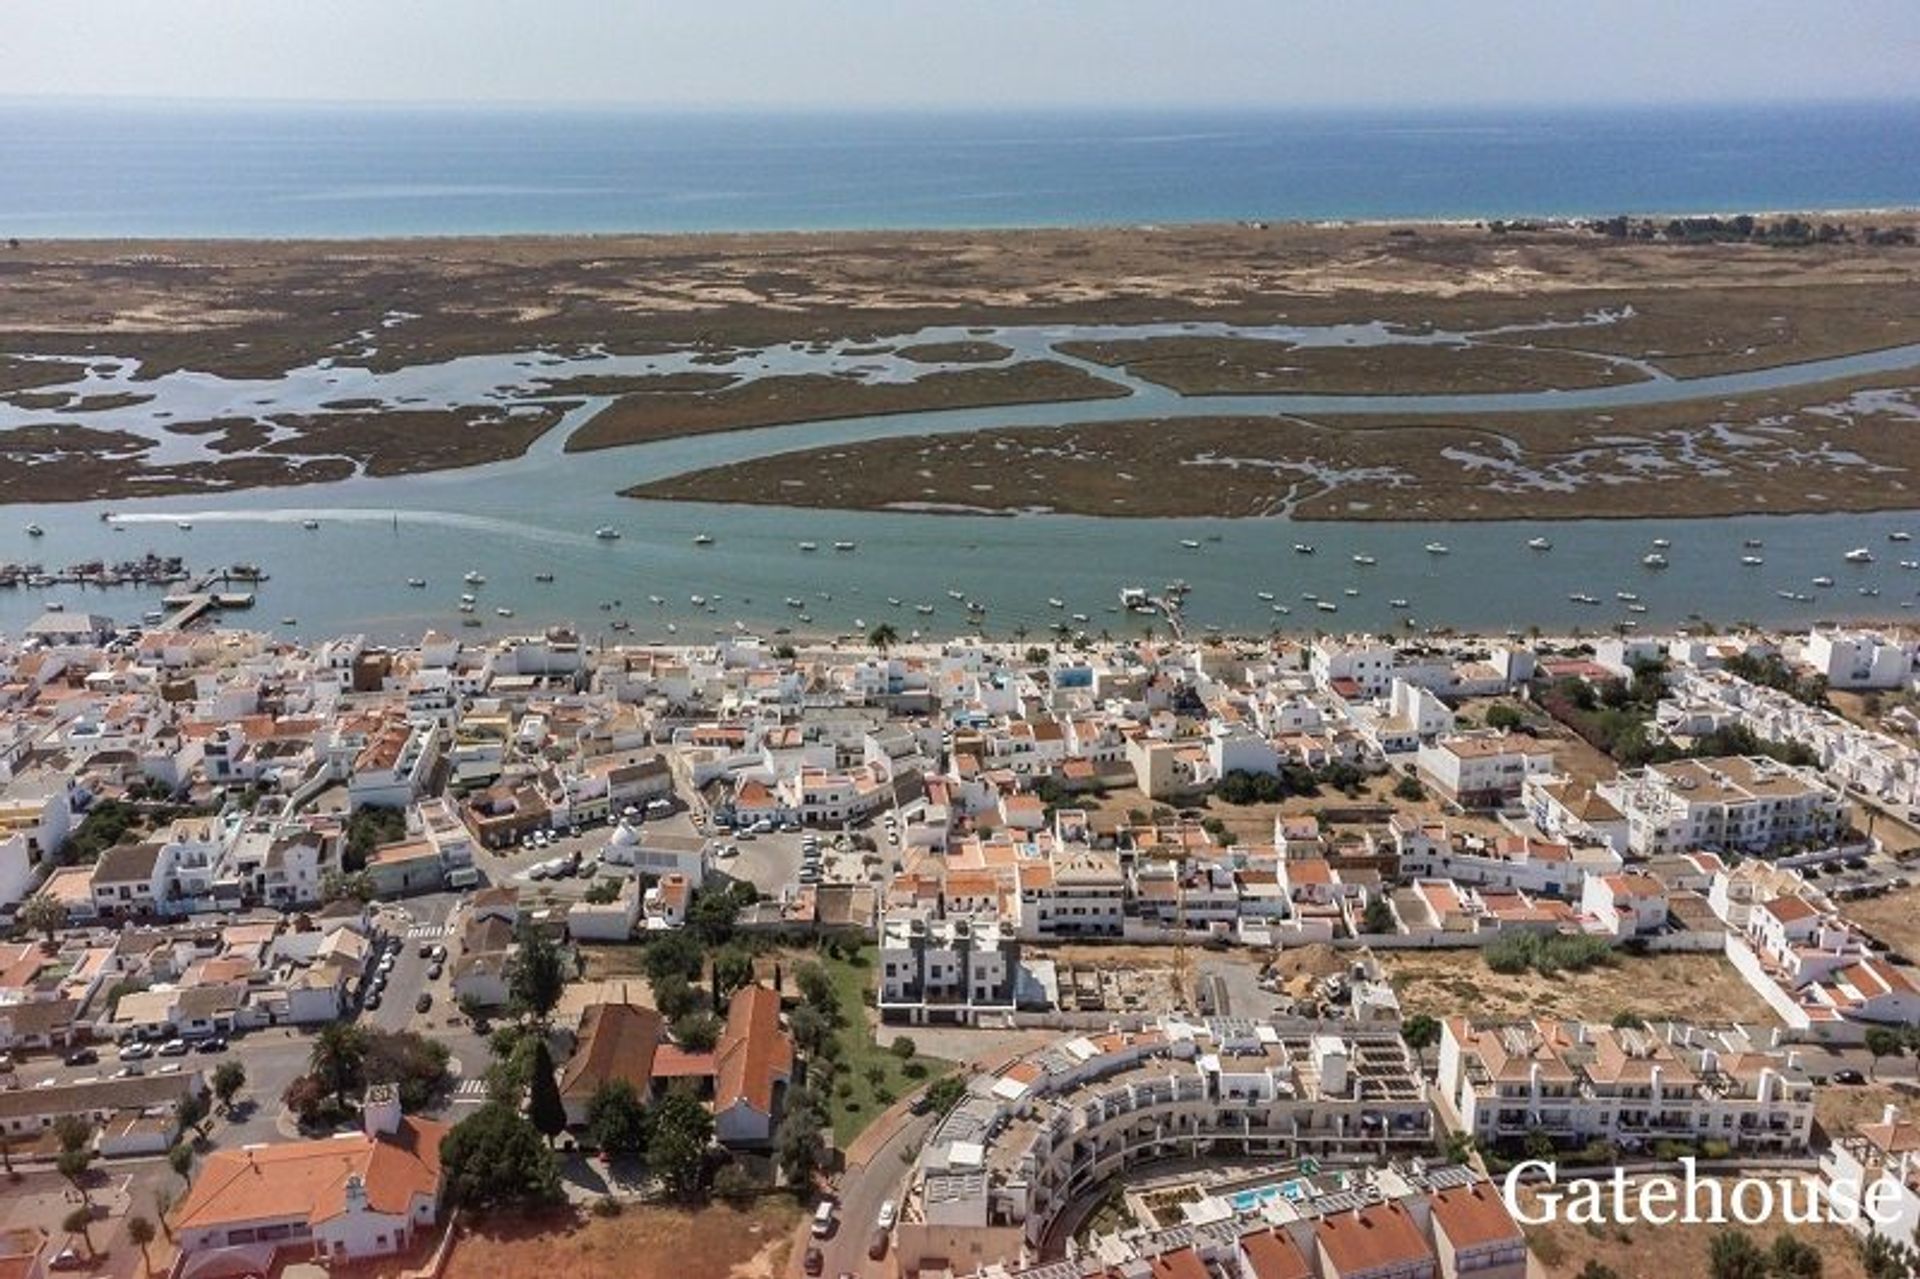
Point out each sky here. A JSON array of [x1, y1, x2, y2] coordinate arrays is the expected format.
[[3, 0, 1916, 110]]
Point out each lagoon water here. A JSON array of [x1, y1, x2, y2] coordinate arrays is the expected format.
[[2, 100, 1919, 237], [3, 99, 1920, 642]]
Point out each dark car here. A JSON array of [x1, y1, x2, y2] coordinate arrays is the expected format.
[[427, 962, 444, 981], [363, 991, 382, 1011], [1834, 1069, 1868, 1085], [197, 1036, 229, 1054], [908, 1091, 935, 1116], [867, 1229, 890, 1261], [64, 1047, 99, 1067], [415, 992, 433, 1014], [418, 942, 435, 959], [802, 1248, 824, 1276]]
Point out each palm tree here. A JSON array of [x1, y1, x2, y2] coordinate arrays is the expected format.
[[308, 1022, 369, 1106], [867, 622, 899, 656], [128, 1215, 156, 1276]]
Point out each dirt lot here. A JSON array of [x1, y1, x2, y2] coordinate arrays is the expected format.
[[1815, 1080, 1913, 1139], [1378, 949, 1777, 1025], [627, 371, 1920, 522], [1832, 882, 1920, 958], [1516, 1182, 1873, 1279], [440, 1200, 799, 1279]]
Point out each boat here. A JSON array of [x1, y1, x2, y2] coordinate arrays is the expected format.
[[42, 601, 63, 612], [692, 534, 714, 546], [916, 604, 935, 615], [1892, 532, 1913, 542], [610, 620, 631, 632], [407, 577, 427, 588], [1616, 591, 1639, 602], [1302, 592, 1318, 601], [1652, 538, 1671, 549], [1070, 612, 1089, 623], [1179, 539, 1201, 549], [1048, 597, 1065, 608], [967, 601, 986, 614], [1741, 556, 1764, 566], [280, 616, 297, 626], [666, 623, 677, 633], [1256, 591, 1274, 601], [176, 521, 193, 531], [833, 541, 857, 551], [1343, 587, 1359, 597], [302, 519, 320, 530], [690, 594, 706, 606], [1119, 587, 1152, 611], [1861, 587, 1882, 597], [1643, 553, 1669, 568], [1316, 600, 1339, 613], [458, 602, 475, 613], [594, 526, 621, 540], [495, 607, 514, 617], [1569, 593, 1598, 605], [1845, 547, 1875, 563], [1293, 543, 1315, 555], [463, 570, 485, 585], [24, 524, 43, 537], [796, 613, 812, 623], [1352, 553, 1376, 566], [947, 589, 966, 601], [1389, 598, 1410, 609], [785, 597, 804, 608], [1271, 604, 1290, 614], [798, 541, 818, 552], [1527, 537, 1552, 550], [461, 617, 482, 628], [1743, 538, 1764, 548], [1424, 542, 1450, 555], [1812, 576, 1835, 588], [1626, 603, 1648, 614]]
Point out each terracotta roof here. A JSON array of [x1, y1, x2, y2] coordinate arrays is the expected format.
[[713, 984, 793, 1118], [1315, 1202, 1433, 1275], [170, 1116, 446, 1231], [1430, 1183, 1523, 1249], [560, 1002, 663, 1102], [1240, 1228, 1313, 1279]]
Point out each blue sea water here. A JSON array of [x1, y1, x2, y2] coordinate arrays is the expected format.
[[0, 98, 1916, 238]]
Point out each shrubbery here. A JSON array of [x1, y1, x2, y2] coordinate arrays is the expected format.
[[1484, 932, 1614, 976]]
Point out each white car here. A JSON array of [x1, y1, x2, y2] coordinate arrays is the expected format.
[[877, 1200, 898, 1231]]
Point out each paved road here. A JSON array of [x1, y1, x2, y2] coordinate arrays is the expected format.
[[811, 1109, 937, 1278]]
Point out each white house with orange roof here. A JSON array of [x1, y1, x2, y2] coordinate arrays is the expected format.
[[1578, 871, 1670, 938], [1824, 1105, 1920, 1242]]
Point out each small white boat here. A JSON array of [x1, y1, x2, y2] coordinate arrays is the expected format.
[[1527, 537, 1552, 550], [1271, 604, 1290, 614], [947, 589, 965, 600], [1316, 600, 1339, 613], [534, 572, 554, 583], [458, 602, 475, 613], [798, 541, 818, 552], [1902, 562, 1920, 571], [495, 606, 514, 617], [1891, 531, 1913, 542], [1071, 612, 1089, 623], [1179, 539, 1201, 549], [649, 594, 664, 604], [1569, 593, 1598, 605], [1293, 543, 1314, 554], [666, 622, 677, 633], [407, 577, 427, 588], [459, 592, 476, 604], [1743, 538, 1764, 548], [1302, 592, 1318, 601], [1616, 591, 1639, 602], [176, 520, 193, 531], [302, 519, 320, 530], [1643, 553, 1669, 568], [1343, 587, 1359, 597], [887, 597, 902, 607], [464, 570, 485, 585], [916, 604, 935, 615], [1626, 603, 1648, 614], [25, 524, 44, 537], [1352, 553, 1376, 566], [281, 616, 297, 626], [1741, 555, 1764, 566], [1048, 597, 1065, 608], [1256, 591, 1274, 601], [1389, 598, 1409, 608], [690, 594, 706, 605], [1652, 538, 1671, 549], [785, 597, 804, 608], [1424, 542, 1449, 555], [692, 534, 714, 546], [1812, 575, 1835, 588], [1860, 586, 1881, 597], [1845, 547, 1875, 563], [796, 613, 812, 623], [833, 541, 857, 551], [595, 526, 621, 540]]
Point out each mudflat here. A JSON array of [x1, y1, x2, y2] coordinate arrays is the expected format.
[[624, 373, 1920, 522], [1, 219, 1917, 505]]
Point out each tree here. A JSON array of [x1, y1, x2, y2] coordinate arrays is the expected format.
[[1392, 773, 1426, 802], [168, 1142, 194, 1183], [710, 946, 755, 1003], [509, 929, 567, 1024], [526, 1039, 567, 1146], [1769, 1233, 1823, 1279], [53, 1114, 93, 1154], [648, 1086, 715, 1201], [61, 1207, 94, 1259], [128, 1214, 156, 1276], [441, 1103, 562, 1207], [1707, 1232, 1768, 1279], [1402, 1015, 1440, 1066], [653, 971, 699, 1020], [1361, 897, 1396, 935], [309, 1022, 370, 1106], [363, 1028, 454, 1111], [1484, 704, 1525, 731], [643, 931, 704, 987], [890, 1035, 917, 1061], [176, 1091, 211, 1140], [774, 1110, 824, 1192], [57, 1147, 94, 1200], [923, 1075, 967, 1117], [688, 888, 742, 948], [585, 1079, 649, 1155], [212, 1060, 247, 1112], [794, 963, 839, 1019], [868, 623, 899, 656], [1866, 1026, 1905, 1080], [673, 1011, 722, 1052], [1859, 1232, 1912, 1279], [18, 892, 65, 945], [790, 1005, 831, 1057]]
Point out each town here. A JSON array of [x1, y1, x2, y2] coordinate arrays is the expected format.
[[4, 610, 1920, 1279]]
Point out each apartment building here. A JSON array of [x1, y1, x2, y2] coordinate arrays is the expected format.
[[1599, 755, 1843, 856], [879, 911, 1022, 1026], [1437, 1018, 1814, 1155], [1414, 734, 1554, 808]]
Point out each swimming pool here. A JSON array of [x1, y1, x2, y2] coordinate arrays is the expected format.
[[1227, 1179, 1310, 1214]]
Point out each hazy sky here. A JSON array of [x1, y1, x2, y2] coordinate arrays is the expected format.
[[5, 0, 1916, 109]]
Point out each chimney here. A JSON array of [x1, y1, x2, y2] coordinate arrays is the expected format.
[[343, 1172, 368, 1214], [362, 1082, 402, 1137], [1886, 1103, 1902, 1126]]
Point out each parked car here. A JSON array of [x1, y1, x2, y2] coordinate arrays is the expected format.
[[64, 1047, 99, 1067], [427, 962, 444, 981], [430, 944, 447, 962], [811, 1201, 836, 1238], [1834, 1069, 1868, 1085], [415, 992, 433, 1014], [196, 1036, 228, 1054], [802, 1247, 823, 1276], [157, 1038, 190, 1057], [118, 1042, 154, 1061], [867, 1229, 890, 1261], [419, 942, 435, 958], [876, 1200, 897, 1231]]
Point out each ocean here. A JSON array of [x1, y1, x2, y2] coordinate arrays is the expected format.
[[0, 99, 1916, 238]]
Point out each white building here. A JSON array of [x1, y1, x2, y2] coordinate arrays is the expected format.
[[1599, 755, 1843, 856]]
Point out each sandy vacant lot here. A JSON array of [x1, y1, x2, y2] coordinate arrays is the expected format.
[[1378, 949, 1777, 1025], [440, 1200, 799, 1279]]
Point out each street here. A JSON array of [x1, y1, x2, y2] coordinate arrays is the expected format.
[[812, 1109, 937, 1279]]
